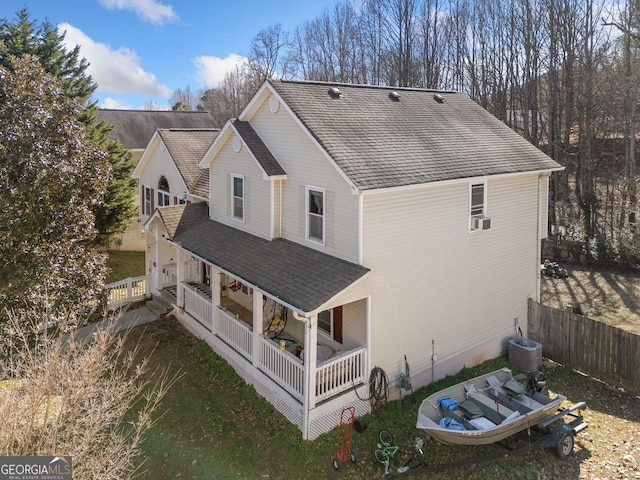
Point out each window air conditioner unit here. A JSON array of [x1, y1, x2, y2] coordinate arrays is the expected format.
[[472, 216, 492, 231]]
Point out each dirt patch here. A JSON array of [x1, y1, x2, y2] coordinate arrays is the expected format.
[[540, 264, 640, 335]]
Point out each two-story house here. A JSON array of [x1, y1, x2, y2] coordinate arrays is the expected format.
[[139, 80, 562, 440], [97, 109, 218, 251]]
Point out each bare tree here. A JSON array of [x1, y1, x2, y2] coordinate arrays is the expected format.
[[0, 312, 177, 480]]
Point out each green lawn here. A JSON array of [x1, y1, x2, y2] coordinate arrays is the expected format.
[[127, 316, 612, 480], [106, 250, 145, 283]]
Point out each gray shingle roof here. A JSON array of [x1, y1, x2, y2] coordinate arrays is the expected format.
[[158, 203, 369, 312], [232, 120, 286, 176], [97, 109, 217, 150], [268, 80, 561, 190], [157, 129, 219, 198]]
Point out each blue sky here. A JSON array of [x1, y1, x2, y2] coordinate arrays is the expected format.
[[1, 0, 337, 109]]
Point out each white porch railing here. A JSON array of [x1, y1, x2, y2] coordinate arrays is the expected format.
[[106, 276, 148, 309], [216, 307, 253, 360], [183, 283, 213, 330], [162, 263, 177, 288], [258, 336, 304, 401], [315, 347, 366, 402]]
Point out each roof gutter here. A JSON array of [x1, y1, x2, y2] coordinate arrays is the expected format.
[[359, 167, 566, 196]]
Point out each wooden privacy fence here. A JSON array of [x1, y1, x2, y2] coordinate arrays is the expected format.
[[528, 299, 640, 394]]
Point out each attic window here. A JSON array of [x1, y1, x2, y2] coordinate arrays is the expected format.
[[389, 91, 400, 102], [328, 87, 342, 99], [433, 94, 444, 103]]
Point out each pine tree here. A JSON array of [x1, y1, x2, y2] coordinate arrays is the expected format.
[[0, 55, 110, 322], [0, 8, 137, 247]]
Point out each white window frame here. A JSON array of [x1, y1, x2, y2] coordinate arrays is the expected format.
[[157, 190, 171, 207], [143, 185, 152, 216], [469, 181, 487, 230], [231, 174, 245, 222], [306, 186, 325, 244], [318, 309, 333, 338]]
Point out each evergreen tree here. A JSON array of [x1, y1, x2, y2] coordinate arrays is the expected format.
[[0, 55, 109, 322], [0, 8, 137, 247]]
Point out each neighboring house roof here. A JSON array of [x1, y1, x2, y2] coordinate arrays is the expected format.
[[157, 129, 219, 198], [97, 109, 217, 150], [232, 120, 286, 177], [157, 203, 369, 312], [267, 80, 562, 191]]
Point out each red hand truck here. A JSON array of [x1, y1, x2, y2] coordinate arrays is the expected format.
[[332, 406, 357, 469]]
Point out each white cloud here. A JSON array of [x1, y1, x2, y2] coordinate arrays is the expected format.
[[193, 54, 247, 88], [100, 97, 133, 109], [97, 0, 178, 25], [59, 23, 171, 99]]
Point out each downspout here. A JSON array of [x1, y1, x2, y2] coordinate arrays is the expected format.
[[536, 174, 543, 303]]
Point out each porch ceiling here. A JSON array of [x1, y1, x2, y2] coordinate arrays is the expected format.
[[162, 203, 369, 313]]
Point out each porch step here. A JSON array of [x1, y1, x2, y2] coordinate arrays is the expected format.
[[146, 294, 174, 317]]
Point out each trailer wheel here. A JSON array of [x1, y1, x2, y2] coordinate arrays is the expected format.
[[332, 458, 340, 470], [555, 431, 574, 460]]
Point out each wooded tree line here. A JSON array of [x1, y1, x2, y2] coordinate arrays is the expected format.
[[172, 0, 640, 266]]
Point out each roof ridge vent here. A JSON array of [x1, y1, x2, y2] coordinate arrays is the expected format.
[[389, 91, 401, 102], [328, 87, 342, 99], [433, 93, 444, 103]]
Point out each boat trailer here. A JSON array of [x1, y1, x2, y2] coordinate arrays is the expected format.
[[383, 401, 587, 479]]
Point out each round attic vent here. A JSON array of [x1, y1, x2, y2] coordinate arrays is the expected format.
[[269, 95, 280, 113], [232, 136, 242, 153]]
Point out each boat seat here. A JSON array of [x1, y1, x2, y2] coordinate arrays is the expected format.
[[466, 390, 517, 425], [503, 379, 526, 396], [458, 400, 483, 419]]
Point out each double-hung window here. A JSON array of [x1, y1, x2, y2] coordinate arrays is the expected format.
[[318, 306, 343, 343], [157, 176, 171, 207], [143, 185, 152, 216], [306, 186, 325, 243], [232, 174, 244, 221], [469, 182, 488, 230]]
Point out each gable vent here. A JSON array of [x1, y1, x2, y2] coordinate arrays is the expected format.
[[328, 87, 342, 98], [433, 93, 444, 103], [389, 91, 400, 102]]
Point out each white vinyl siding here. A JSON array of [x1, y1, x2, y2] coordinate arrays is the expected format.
[[138, 141, 188, 218], [209, 138, 271, 239], [362, 174, 541, 381], [249, 104, 360, 262]]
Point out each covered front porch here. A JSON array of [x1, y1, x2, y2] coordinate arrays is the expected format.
[[146, 205, 371, 439], [164, 267, 367, 406]]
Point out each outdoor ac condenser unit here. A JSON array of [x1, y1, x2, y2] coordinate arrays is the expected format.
[[508, 338, 542, 372]]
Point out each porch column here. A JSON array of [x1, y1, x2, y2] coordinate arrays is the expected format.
[[252, 291, 263, 367], [154, 235, 162, 294], [304, 313, 318, 411], [176, 249, 185, 308], [210, 268, 221, 334]]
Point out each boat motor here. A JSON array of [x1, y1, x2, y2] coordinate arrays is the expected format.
[[528, 370, 547, 393]]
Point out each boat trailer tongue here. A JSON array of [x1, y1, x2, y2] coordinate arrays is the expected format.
[[382, 401, 587, 479]]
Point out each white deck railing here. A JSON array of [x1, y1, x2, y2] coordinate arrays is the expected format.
[[258, 336, 305, 401], [216, 307, 253, 360], [183, 283, 213, 330], [162, 263, 177, 288], [106, 276, 148, 309], [315, 346, 366, 402]]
